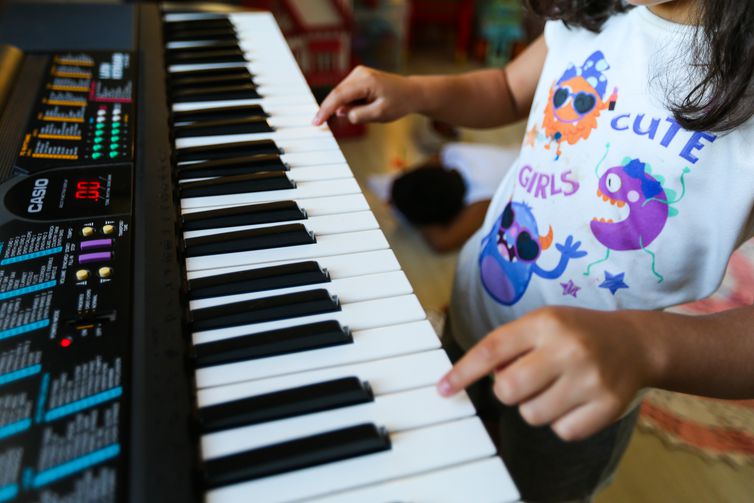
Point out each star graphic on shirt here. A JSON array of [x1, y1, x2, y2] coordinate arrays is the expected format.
[[525, 126, 538, 147], [560, 279, 580, 297], [599, 271, 629, 295]]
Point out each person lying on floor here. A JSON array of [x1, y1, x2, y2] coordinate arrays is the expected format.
[[369, 143, 517, 252]]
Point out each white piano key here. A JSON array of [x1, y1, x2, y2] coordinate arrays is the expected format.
[[181, 177, 361, 210], [181, 193, 367, 218], [198, 348, 449, 404], [186, 229, 389, 272], [179, 135, 340, 158], [174, 125, 332, 149], [202, 385, 475, 459], [164, 12, 238, 22], [169, 57, 309, 75], [176, 150, 346, 170], [194, 320, 439, 386], [193, 293, 425, 347], [305, 457, 519, 503], [174, 113, 320, 130], [265, 114, 322, 129], [178, 163, 353, 184], [279, 150, 346, 166], [190, 270, 411, 310], [169, 60, 290, 74], [184, 211, 378, 239], [171, 107, 320, 125], [171, 60, 308, 80], [187, 248, 400, 281], [172, 94, 315, 112], [205, 417, 497, 503]]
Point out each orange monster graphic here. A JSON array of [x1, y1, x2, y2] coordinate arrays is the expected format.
[[542, 51, 617, 159]]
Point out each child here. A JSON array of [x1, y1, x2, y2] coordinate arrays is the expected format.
[[313, 0, 754, 500], [368, 143, 517, 252]]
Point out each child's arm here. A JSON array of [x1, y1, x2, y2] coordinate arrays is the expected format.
[[420, 201, 490, 253], [313, 35, 547, 128], [437, 305, 754, 441]]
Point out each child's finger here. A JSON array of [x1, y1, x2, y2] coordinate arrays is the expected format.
[[491, 349, 558, 406], [551, 400, 614, 442], [516, 376, 582, 427], [347, 100, 386, 123], [437, 326, 533, 397], [335, 105, 352, 117], [313, 82, 368, 125]]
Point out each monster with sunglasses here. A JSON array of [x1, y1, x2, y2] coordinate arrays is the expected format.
[[542, 50, 618, 159], [480, 200, 587, 305]]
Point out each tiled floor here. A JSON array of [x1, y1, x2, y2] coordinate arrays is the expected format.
[[336, 104, 754, 503]]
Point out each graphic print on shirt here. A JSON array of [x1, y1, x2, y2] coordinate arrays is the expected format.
[[584, 151, 692, 284], [480, 201, 587, 305], [542, 50, 618, 159]]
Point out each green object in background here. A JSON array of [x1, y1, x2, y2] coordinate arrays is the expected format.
[[353, 0, 408, 72], [479, 0, 524, 67]]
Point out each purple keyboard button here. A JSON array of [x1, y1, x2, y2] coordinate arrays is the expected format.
[[80, 239, 113, 251], [78, 252, 112, 264]]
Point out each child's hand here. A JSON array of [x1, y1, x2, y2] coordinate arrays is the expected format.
[[312, 66, 420, 126], [438, 307, 659, 441]]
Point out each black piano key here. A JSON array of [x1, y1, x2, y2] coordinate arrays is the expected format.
[[191, 288, 340, 331], [169, 72, 253, 90], [172, 104, 265, 123], [189, 260, 328, 299], [165, 19, 234, 33], [178, 154, 286, 179], [193, 320, 351, 367], [165, 41, 239, 55], [174, 116, 273, 138], [165, 28, 238, 42], [181, 200, 304, 231], [203, 423, 391, 488], [168, 49, 247, 66], [176, 139, 279, 162], [198, 377, 373, 432], [180, 171, 294, 198], [171, 83, 259, 103], [184, 223, 315, 257], [169, 65, 250, 81]]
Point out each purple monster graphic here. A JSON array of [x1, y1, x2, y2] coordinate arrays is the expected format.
[[585, 155, 691, 283]]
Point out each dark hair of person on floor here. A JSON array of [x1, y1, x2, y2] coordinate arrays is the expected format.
[[390, 163, 467, 227]]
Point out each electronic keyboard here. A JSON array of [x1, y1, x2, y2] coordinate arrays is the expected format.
[[0, 4, 519, 502]]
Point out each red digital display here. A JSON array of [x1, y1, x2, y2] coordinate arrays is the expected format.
[[75, 180, 102, 201]]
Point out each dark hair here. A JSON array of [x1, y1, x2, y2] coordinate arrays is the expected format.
[[390, 165, 466, 226], [525, 0, 754, 133]]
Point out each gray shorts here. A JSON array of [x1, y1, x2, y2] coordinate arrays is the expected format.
[[442, 323, 639, 502]]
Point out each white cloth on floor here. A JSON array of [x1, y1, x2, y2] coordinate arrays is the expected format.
[[366, 143, 518, 205]]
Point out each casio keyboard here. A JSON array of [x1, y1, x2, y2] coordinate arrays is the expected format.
[[0, 3, 519, 502]]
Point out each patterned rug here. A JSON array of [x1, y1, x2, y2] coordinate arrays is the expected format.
[[640, 239, 754, 466]]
